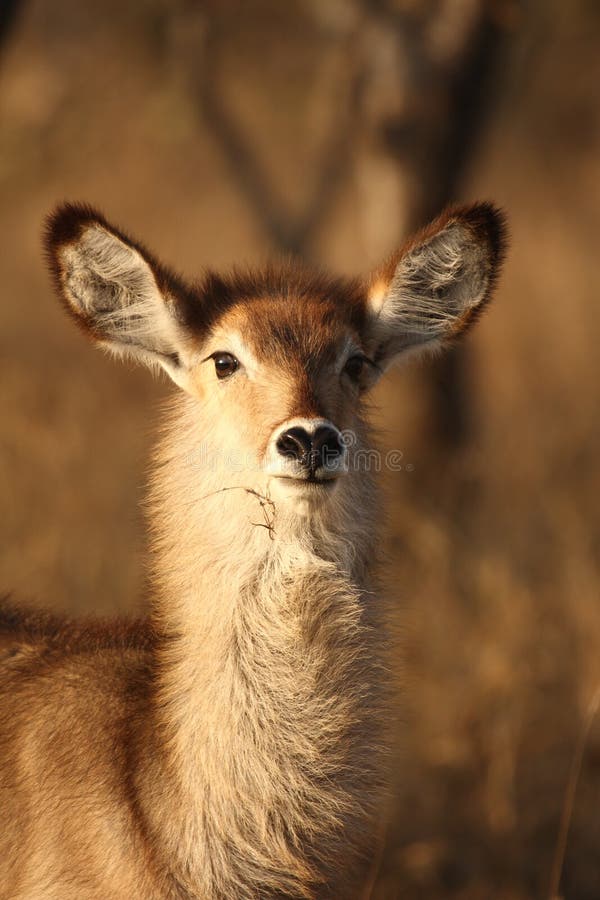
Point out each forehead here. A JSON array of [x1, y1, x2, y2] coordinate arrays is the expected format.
[[219, 297, 362, 366], [192, 266, 368, 365]]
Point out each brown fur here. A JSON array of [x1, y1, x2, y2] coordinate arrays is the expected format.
[[0, 201, 507, 899]]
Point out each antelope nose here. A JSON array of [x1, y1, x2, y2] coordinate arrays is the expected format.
[[276, 426, 313, 463], [312, 426, 344, 468], [276, 425, 344, 471]]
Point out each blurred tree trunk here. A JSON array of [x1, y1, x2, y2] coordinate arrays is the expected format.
[[0, 0, 21, 51], [407, 5, 514, 449], [356, 0, 516, 449]]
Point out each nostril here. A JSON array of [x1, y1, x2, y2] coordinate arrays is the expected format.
[[276, 427, 312, 462], [313, 426, 344, 468]]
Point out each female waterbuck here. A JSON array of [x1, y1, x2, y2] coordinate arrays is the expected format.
[[0, 202, 506, 898]]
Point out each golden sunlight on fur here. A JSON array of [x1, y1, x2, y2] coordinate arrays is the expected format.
[[0, 202, 506, 899]]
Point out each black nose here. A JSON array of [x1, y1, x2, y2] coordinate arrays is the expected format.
[[276, 425, 344, 472], [312, 426, 344, 468]]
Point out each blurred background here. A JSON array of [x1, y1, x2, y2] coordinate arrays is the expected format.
[[1, 1, 600, 897]]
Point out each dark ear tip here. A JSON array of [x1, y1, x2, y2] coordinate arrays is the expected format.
[[43, 202, 107, 257], [454, 201, 509, 264]]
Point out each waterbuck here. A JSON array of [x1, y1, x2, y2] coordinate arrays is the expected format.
[[0, 201, 506, 899]]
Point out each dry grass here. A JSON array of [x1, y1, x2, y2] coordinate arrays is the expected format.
[[1, 2, 600, 897]]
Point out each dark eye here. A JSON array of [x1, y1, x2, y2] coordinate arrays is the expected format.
[[212, 352, 239, 380], [343, 355, 365, 381]]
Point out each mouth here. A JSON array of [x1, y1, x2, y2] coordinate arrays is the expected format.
[[273, 474, 338, 490]]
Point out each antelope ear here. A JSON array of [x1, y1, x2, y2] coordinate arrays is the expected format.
[[366, 202, 507, 368], [44, 203, 199, 390]]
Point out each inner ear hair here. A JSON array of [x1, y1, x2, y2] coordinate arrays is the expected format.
[[389, 221, 487, 332]]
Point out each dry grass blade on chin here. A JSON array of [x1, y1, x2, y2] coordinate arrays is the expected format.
[[547, 685, 600, 900], [200, 485, 276, 538]]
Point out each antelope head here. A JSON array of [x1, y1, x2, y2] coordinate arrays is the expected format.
[[46, 203, 506, 513]]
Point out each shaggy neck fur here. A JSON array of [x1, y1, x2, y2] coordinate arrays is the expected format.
[[138, 395, 390, 899]]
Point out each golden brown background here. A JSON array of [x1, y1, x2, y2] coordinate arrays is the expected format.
[[1, 1, 600, 897]]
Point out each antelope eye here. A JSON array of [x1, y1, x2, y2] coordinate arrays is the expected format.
[[343, 355, 365, 380], [212, 352, 239, 379]]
